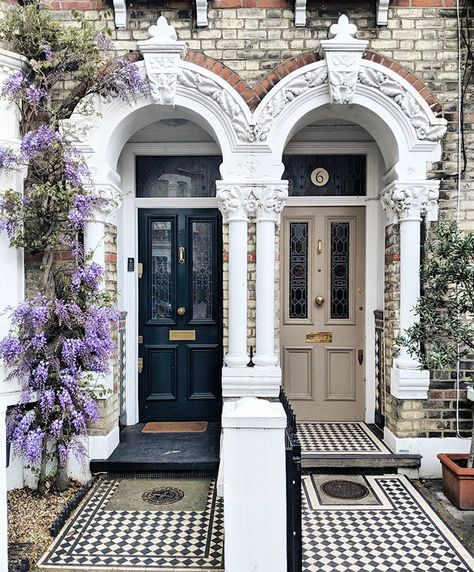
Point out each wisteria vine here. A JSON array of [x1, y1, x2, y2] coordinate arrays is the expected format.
[[0, 3, 146, 489]]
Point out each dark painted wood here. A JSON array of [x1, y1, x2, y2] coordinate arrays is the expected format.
[[138, 209, 223, 422]]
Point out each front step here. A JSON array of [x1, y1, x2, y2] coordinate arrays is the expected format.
[[301, 452, 421, 472], [90, 422, 221, 474]]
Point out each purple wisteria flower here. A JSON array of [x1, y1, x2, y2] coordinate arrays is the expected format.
[[42, 44, 53, 61], [97, 31, 114, 52], [68, 194, 94, 229], [0, 336, 21, 364], [1, 70, 26, 97], [113, 57, 148, 102], [20, 125, 58, 160]]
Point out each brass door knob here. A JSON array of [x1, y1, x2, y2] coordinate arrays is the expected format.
[[177, 307, 186, 316], [315, 296, 325, 306]]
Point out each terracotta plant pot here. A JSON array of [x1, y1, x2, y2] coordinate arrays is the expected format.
[[438, 453, 474, 510]]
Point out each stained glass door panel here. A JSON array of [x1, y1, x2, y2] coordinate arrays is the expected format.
[[138, 209, 223, 422], [281, 207, 365, 421]]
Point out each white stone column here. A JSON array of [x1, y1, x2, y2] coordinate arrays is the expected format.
[[222, 397, 287, 572], [382, 180, 440, 399], [216, 183, 250, 368], [253, 184, 288, 369]]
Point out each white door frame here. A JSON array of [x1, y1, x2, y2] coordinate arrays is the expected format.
[[283, 141, 383, 423], [119, 143, 221, 426]]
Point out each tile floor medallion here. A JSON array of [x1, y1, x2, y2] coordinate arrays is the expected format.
[[297, 421, 391, 455], [38, 478, 224, 571], [302, 474, 474, 572]]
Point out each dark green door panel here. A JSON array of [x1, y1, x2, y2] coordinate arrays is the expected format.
[[138, 209, 223, 422]]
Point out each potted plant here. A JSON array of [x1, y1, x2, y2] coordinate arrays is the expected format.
[[398, 221, 474, 509]]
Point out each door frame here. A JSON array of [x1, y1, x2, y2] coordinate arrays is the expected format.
[[119, 143, 222, 426], [282, 142, 384, 423]]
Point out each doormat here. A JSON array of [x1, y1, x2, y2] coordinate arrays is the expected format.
[[142, 421, 208, 433]]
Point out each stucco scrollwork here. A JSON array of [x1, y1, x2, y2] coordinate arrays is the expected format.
[[178, 69, 251, 143], [381, 182, 440, 223], [358, 67, 447, 142], [252, 68, 328, 142], [216, 182, 288, 223]]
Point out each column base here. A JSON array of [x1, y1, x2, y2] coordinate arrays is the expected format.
[[390, 366, 430, 400], [224, 354, 250, 368], [221, 366, 282, 398]]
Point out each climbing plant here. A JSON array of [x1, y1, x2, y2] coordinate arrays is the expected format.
[[0, 3, 146, 491]]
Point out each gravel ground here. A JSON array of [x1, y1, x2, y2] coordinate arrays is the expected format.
[[8, 481, 82, 571]]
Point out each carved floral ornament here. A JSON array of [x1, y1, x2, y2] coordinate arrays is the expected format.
[[137, 15, 447, 144], [216, 183, 289, 223], [381, 182, 440, 224]]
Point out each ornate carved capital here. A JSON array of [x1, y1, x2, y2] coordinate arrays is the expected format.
[[216, 183, 252, 223], [381, 181, 440, 224], [137, 17, 186, 105], [319, 15, 368, 105], [249, 183, 288, 223]]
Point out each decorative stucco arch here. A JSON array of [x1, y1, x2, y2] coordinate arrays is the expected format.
[[71, 13, 447, 403]]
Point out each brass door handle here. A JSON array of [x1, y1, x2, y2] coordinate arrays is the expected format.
[[315, 296, 324, 306], [178, 247, 185, 264], [177, 307, 186, 316], [138, 357, 143, 374]]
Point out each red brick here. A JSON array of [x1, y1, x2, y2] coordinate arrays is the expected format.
[[228, 73, 241, 87], [385, 253, 400, 264], [412, 0, 442, 5], [390, 0, 410, 5]]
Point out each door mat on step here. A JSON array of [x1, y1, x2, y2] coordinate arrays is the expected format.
[[142, 421, 208, 433]]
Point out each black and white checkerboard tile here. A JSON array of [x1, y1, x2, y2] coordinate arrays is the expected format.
[[297, 421, 391, 455], [38, 479, 224, 570], [302, 474, 474, 572]]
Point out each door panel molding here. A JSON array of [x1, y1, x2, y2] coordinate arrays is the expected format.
[[145, 345, 178, 401], [324, 347, 356, 401], [188, 344, 220, 400], [282, 347, 314, 401]]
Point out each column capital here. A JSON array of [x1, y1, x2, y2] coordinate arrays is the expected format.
[[381, 180, 440, 224], [250, 182, 289, 223], [216, 182, 252, 223], [216, 181, 288, 224]]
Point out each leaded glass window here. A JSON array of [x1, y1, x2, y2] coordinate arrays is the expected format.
[[136, 156, 221, 197], [192, 221, 213, 320], [330, 222, 350, 319], [289, 222, 308, 319], [151, 221, 172, 319], [283, 155, 366, 197]]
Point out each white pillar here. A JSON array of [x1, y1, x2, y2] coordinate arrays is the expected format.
[[217, 183, 250, 368], [222, 397, 287, 572], [84, 217, 106, 269], [382, 181, 440, 399], [0, 403, 7, 572], [226, 219, 249, 366], [253, 184, 287, 369], [254, 218, 277, 365]]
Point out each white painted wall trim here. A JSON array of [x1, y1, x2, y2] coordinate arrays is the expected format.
[[384, 426, 471, 478], [89, 426, 121, 460]]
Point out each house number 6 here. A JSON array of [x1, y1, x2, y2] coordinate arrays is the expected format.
[[310, 167, 330, 187]]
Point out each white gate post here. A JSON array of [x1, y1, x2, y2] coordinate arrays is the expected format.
[[222, 397, 287, 572]]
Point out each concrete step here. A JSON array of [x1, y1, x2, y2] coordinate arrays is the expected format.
[[301, 453, 421, 471]]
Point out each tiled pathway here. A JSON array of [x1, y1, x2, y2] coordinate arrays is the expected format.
[[38, 474, 474, 572], [38, 478, 224, 571], [302, 474, 474, 572], [297, 421, 391, 455]]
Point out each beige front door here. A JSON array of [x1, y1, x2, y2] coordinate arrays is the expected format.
[[281, 207, 365, 421]]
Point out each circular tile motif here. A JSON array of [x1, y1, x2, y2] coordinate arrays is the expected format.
[[321, 479, 369, 500], [142, 487, 185, 505]]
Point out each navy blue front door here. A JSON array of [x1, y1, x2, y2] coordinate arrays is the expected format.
[[138, 209, 223, 422]]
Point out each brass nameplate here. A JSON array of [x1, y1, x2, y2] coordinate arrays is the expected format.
[[306, 331, 332, 343], [169, 330, 196, 341]]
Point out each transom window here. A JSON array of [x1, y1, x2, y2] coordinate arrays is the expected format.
[[283, 155, 366, 197], [136, 156, 221, 198]]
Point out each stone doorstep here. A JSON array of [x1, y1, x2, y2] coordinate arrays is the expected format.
[[301, 452, 422, 470]]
